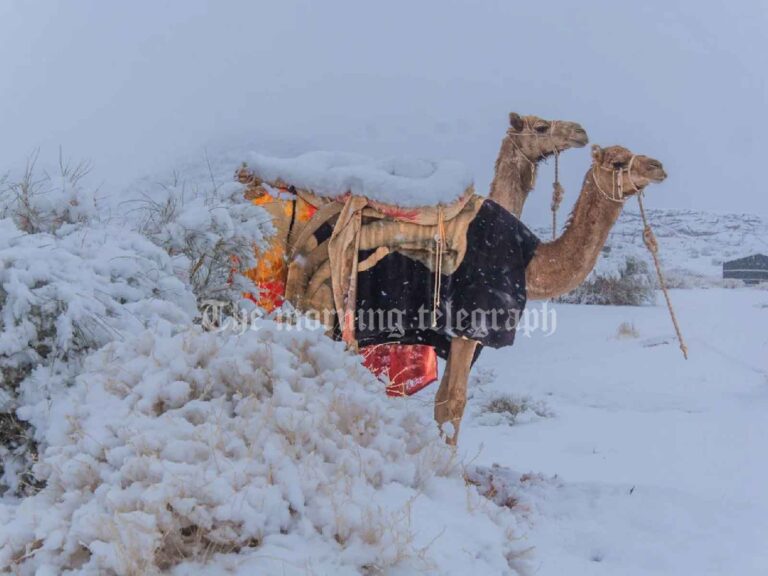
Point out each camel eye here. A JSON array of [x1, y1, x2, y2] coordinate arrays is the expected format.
[[534, 124, 549, 133], [612, 161, 626, 169]]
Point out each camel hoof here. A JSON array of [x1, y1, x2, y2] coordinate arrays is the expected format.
[[437, 421, 459, 446]]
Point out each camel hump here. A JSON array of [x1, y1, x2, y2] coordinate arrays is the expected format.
[[240, 151, 474, 209]]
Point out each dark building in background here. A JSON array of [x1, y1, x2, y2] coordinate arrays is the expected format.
[[723, 254, 768, 285]]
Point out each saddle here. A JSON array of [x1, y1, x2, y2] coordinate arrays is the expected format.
[[237, 164, 484, 348]]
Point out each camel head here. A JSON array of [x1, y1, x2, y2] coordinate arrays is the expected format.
[[590, 145, 667, 199], [507, 112, 589, 161]]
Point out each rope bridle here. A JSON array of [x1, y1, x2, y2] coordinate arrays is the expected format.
[[506, 119, 562, 169], [590, 155, 641, 204], [505, 134, 537, 173], [507, 120, 566, 238]]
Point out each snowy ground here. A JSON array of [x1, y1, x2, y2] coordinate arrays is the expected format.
[[3, 146, 767, 573], [439, 287, 768, 575]]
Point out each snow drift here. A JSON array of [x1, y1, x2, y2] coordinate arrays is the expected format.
[[0, 217, 198, 493], [0, 324, 528, 575]]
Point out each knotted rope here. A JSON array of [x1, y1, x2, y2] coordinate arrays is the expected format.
[[594, 157, 688, 359], [507, 120, 566, 225], [550, 151, 564, 240], [636, 190, 689, 359]]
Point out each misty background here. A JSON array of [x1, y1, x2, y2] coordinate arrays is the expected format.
[[1, 0, 766, 225]]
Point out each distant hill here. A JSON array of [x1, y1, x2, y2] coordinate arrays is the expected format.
[[532, 209, 768, 286]]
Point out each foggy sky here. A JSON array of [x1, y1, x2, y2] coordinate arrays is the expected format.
[[2, 0, 766, 224]]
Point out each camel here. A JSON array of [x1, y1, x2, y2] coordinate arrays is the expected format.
[[489, 112, 589, 218], [237, 143, 667, 446], [434, 145, 667, 443]]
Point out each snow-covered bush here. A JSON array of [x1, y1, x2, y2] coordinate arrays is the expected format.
[[0, 217, 198, 494], [465, 464, 552, 519], [0, 153, 272, 495], [556, 256, 656, 306], [616, 321, 640, 339], [126, 170, 271, 308], [0, 151, 99, 235], [475, 394, 553, 427], [0, 325, 529, 575]]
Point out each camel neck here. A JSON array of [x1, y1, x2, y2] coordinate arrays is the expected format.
[[525, 168, 626, 300], [489, 137, 538, 218], [560, 169, 625, 250]]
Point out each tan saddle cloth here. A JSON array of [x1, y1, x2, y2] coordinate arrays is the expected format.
[[237, 167, 484, 347]]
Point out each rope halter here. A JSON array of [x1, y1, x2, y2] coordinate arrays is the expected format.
[[591, 154, 640, 204], [506, 119, 562, 169], [507, 120, 567, 234]]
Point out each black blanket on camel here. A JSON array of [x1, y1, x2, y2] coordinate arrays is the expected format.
[[344, 199, 540, 359]]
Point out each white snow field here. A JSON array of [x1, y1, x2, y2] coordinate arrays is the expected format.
[[458, 287, 768, 575], [1, 147, 766, 574]]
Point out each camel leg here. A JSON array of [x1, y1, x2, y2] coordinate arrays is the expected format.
[[434, 337, 479, 446]]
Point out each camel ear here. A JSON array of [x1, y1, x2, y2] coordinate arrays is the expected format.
[[591, 145, 604, 162], [509, 112, 524, 132]]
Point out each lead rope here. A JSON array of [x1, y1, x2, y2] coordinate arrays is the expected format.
[[635, 191, 688, 359], [621, 156, 688, 360], [432, 207, 445, 327], [550, 151, 564, 240]]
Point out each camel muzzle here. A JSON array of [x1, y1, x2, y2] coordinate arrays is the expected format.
[[649, 164, 668, 182], [569, 129, 589, 147]]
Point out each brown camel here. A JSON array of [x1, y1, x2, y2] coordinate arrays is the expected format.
[[434, 145, 667, 444], [237, 144, 666, 446], [489, 112, 589, 218]]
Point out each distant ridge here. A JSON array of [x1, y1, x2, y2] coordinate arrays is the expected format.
[[535, 209, 768, 283]]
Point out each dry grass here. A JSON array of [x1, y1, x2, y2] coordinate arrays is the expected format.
[[0, 148, 96, 234], [479, 394, 552, 424], [616, 321, 640, 339], [557, 256, 656, 306], [0, 413, 43, 495]]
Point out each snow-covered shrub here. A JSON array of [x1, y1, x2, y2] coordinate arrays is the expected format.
[[616, 321, 640, 339], [557, 256, 656, 306], [468, 366, 497, 395], [659, 268, 689, 289], [722, 278, 746, 289], [475, 394, 553, 427], [0, 151, 99, 235], [0, 152, 274, 495], [126, 170, 271, 309], [0, 325, 529, 575], [0, 217, 197, 494], [465, 464, 552, 519]]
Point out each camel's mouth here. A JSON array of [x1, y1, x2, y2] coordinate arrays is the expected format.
[[568, 130, 589, 147], [645, 160, 667, 183]]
